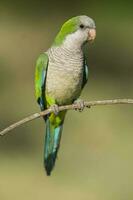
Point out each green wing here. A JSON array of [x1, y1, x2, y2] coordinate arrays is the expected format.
[[35, 53, 49, 110], [82, 57, 89, 88]]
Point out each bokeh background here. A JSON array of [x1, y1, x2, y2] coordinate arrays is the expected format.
[[0, 1, 133, 200]]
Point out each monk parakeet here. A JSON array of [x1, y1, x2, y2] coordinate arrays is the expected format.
[[35, 15, 96, 175]]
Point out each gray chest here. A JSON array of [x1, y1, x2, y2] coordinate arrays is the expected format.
[[45, 47, 84, 105]]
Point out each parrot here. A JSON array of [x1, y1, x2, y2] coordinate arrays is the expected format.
[[35, 15, 96, 176]]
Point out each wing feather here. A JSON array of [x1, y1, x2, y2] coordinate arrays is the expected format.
[[35, 53, 49, 110], [82, 57, 89, 88]]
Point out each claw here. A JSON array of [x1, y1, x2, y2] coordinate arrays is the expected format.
[[50, 104, 59, 115], [74, 99, 85, 112]]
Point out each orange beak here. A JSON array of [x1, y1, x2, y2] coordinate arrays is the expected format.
[[88, 28, 96, 42]]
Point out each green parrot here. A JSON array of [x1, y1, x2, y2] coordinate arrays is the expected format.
[[35, 15, 96, 175]]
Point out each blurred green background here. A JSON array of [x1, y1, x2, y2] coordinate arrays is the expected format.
[[0, 1, 133, 200]]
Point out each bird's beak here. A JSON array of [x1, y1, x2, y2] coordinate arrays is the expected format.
[[88, 28, 96, 42]]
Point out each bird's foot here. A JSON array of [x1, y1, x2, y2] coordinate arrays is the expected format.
[[73, 99, 86, 112], [50, 104, 59, 116]]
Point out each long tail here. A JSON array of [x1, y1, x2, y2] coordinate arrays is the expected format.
[[44, 114, 64, 176]]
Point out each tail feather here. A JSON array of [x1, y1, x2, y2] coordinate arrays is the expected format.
[[44, 117, 63, 176]]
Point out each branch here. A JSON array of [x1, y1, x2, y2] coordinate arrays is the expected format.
[[0, 99, 133, 136]]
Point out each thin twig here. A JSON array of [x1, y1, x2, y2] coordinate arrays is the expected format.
[[0, 99, 133, 136]]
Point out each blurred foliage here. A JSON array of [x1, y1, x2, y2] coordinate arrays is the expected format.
[[0, 1, 133, 200]]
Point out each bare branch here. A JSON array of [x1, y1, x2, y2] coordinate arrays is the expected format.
[[0, 99, 133, 136]]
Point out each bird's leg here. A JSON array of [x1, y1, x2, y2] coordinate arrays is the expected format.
[[73, 99, 86, 112], [50, 104, 59, 116]]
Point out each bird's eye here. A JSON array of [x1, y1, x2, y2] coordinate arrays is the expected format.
[[80, 24, 84, 29]]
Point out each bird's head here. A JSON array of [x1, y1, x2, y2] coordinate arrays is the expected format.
[[53, 15, 96, 48]]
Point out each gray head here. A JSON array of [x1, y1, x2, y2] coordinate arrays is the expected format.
[[54, 15, 96, 47]]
